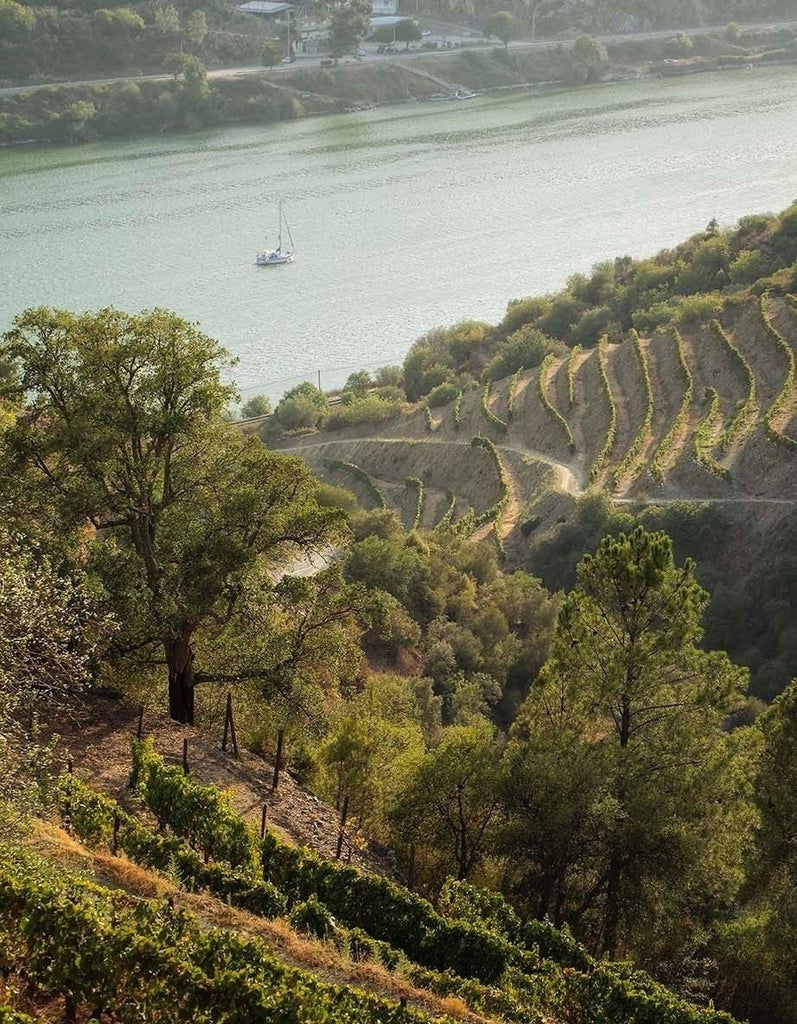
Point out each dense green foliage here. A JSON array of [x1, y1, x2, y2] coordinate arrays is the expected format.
[[0, 0, 274, 84], [1, 307, 346, 724], [0, 848, 434, 1024], [69, 741, 741, 1024]]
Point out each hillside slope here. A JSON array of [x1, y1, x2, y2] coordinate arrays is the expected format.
[[275, 293, 797, 564]]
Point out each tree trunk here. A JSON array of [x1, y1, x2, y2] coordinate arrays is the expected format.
[[604, 694, 631, 957], [166, 634, 195, 725], [603, 846, 622, 958]]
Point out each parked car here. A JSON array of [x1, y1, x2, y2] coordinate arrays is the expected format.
[[282, 55, 296, 63], [421, 28, 431, 35], [356, 48, 366, 56]]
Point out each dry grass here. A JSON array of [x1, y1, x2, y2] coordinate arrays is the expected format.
[[177, 891, 496, 1024], [28, 820, 93, 871], [91, 851, 176, 899]]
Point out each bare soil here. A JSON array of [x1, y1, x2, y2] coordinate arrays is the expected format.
[[58, 694, 396, 877]]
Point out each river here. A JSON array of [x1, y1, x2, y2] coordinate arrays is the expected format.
[[2, 64, 797, 401]]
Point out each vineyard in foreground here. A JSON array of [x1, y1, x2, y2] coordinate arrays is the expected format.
[[0, 737, 739, 1023]]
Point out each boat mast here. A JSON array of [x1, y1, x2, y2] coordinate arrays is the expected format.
[[278, 199, 283, 250]]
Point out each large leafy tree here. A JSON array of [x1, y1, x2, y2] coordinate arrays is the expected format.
[[390, 719, 501, 885], [1, 307, 344, 724], [327, 0, 370, 61], [501, 528, 750, 958]]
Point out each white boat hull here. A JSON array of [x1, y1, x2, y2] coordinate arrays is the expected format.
[[256, 250, 295, 266]]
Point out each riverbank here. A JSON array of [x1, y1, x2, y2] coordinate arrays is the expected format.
[[0, 23, 795, 147]]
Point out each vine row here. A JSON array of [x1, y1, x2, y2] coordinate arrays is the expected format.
[[709, 320, 757, 452], [566, 345, 581, 407], [693, 388, 731, 480], [323, 459, 387, 509], [507, 368, 522, 423], [589, 336, 617, 482], [405, 476, 425, 530], [434, 491, 457, 532], [480, 382, 509, 435], [612, 331, 653, 488], [537, 355, 575, 453], [61, 773, 285, 915], [453, 390, 463, 430], [0, 851, 427, 1024], [650, 328, 693, 484], [759, 292, 797, 451]]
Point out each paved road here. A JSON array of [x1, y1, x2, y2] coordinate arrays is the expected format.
[[2, 19, 796, 97]]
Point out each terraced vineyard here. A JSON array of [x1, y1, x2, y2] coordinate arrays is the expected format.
[[7, 737, 736, 1024], [275, 295, 797, 564]]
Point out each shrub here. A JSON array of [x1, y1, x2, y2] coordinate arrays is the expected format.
[[427, 381, 460, 408], [499, 295, 551, 335], [483, 326, 560, 382], [324, 394, 403, 429], [275, 394, 322, 429], [240, 394, 271, 418], [729, 248, 775, 286], [674, 292, 724, 323]]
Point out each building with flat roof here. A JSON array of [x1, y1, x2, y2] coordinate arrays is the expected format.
[[238, 1, 294, 15]]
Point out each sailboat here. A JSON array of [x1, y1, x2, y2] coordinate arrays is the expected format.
[[256, 201, 295, 266]]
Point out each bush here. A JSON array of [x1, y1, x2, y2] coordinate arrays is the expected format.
[[483, 325, 560, 382], [571, 305, 614, 346], [275, 394, 322, 429], [240, 393, 272, 418], [673, 292, 724, 323], [427, 381, 460, 408], [729, 248, 776, 286], [324, 394, 403, 429], [499, 296, 551, 335]]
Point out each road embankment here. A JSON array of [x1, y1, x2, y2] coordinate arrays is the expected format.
[[1, 25, 795, 147]]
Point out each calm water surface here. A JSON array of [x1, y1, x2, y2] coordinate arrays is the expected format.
[[2, 65, 797, 398]]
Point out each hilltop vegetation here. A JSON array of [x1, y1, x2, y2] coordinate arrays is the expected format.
[[4, 203, 797, 1022], [267, 201, 797, 699]]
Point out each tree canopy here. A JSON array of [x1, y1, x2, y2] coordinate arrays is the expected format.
[[1, 307, 345, 724]]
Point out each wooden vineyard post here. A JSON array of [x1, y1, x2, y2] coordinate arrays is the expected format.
[[335, 794, 349, 860], [136, 703, 144, 740], [63, 756, 74, 834], [221, 691, 239, 757], [272, 729, 284, 791], [182, 737, 189, 775], [260, 803, 269, 839], [111, 809, 121, 855]]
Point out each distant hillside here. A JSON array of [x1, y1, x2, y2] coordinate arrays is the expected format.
[[269, 203, 797, 698]]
